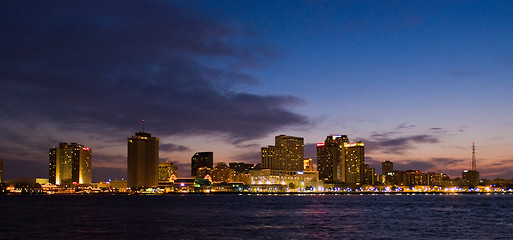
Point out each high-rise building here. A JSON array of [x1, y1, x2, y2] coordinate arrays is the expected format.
[[191, 152, 213, 177], [317, 135, 366, 184], [342, 141, 365, 184], [382, 160, 394, 176], [382, 160, 395, 185], [49, 142, 92, 185], [261, 135, 304, 172], [127, 132, 159, 189], [158, 161, 178, 182], [316, 135, 349, 182], [261, 145, 282, 171]]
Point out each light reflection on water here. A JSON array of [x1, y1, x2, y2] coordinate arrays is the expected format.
[[1, 194, 513, 239]]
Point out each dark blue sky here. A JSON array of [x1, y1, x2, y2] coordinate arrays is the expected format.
[[1, 1, 513, 181]]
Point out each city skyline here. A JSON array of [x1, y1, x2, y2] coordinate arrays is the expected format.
[[1, 1, 513, 181], [0, 128, 491, 182]]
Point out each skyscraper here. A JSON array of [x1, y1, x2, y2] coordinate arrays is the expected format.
[[49, 142, 92, 185], [316, 135, 348, 182], [344, 142, 365, 184], [261, 135, 304, 172], [382, 160, 394, 175], [127, 132, 159, 189], [316, 135, 366, 184], [191, 152, 213, 177]]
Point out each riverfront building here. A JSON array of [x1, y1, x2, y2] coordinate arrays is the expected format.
[[127, 132, 159, 188], [261, 135, 304, 172], [316, 135, 367, 185], [316, 135, 349, 182], [49, 142, 92, 185], [158, 161, 178, 182]]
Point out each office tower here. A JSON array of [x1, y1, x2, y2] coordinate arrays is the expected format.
[[159, 161, 178, 182], [344, 141, 365, 184], [191, 152, 213, 177], [382, 160, 394, 175], [316, 135, 349, 182], [303, 158, 314, 171], [261, 145, 282, 170], [49, 142, 92, 185], [0, 158, 3, 183], [317, 135, 365, 184], [261, 134, 304, 171], [127, 132, 159, 189]]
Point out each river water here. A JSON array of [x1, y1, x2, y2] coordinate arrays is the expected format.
[[1, 194, 512, 239]]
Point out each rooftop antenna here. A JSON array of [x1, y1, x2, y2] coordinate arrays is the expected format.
[[142, 119, 145, 133], [471, 142, 476, 171]]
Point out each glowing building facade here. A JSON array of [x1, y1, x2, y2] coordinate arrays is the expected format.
[[211, 162, 234, 182], [317, 135, 366, 185], [262, 135, 304, 172], [127, 132, 159, 189], [49, 142, 92, 185], [158, 161, 178, 182], [344, 142, 365, 184], [303, 158, 314, 171]]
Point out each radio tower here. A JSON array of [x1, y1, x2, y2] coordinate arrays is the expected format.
[[471, 142, 476, 171]]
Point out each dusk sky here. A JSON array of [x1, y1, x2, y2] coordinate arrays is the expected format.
[[2, 1, 513, 181]]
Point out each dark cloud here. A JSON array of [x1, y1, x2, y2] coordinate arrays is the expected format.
[[499, 159, 513, 164], [430, 157, 465, 166], [429, 127, 450, 134], [160, 143, 190, 153], [364, 134, 440, 154], [397, 123, 416, 129], [0, 1, 308, 147]]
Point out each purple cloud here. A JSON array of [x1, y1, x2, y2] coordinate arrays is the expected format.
[[0, 1, 309, 145]]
